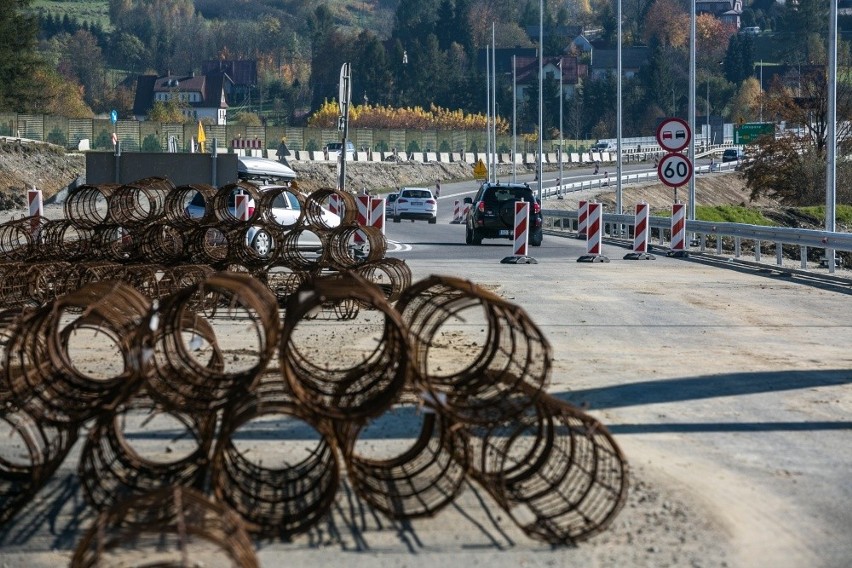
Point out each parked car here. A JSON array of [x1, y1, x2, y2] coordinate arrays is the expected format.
[[591, 141, 614, 152], [324, 141, 356, 161], [392, 187, 437, 223], [237, 155, 296, 183], [722, 148, 745, 163], [464, 182, 543, 246], [185, 185, 340, 256]]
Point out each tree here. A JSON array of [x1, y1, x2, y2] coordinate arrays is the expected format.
[[729, 77, 762, 123], [642, 0, 689, 48], [723, 34, 754, 85], [742, 68, 852, 205], [148, 100, 187, 123], [0, 0, 45, 111]]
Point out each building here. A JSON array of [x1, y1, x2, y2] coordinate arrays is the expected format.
[[589, 47, 650, 80], [132, 72, 233, 125], [513, 56, 587, 101], [696, 0, 743, 28]]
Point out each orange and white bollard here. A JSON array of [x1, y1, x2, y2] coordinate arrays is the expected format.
[[669, 202, 688, 257], [624, 202, 655, 260]]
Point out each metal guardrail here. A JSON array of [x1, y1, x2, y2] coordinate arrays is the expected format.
[[542, 209, 852, 272], [543, 158, 739, 200]]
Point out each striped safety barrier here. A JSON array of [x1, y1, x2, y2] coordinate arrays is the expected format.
[[577, 199, 588, 237], [633, 202, 649, 253], [513, 201, 529, 257], [624, 202, 655, 260], [369, 197, 385, 235], [671, 202, 686, 253], [451, 200, 462, 224], [355, 194, 371, 244], [328, 193, 341, 217], [586, 201, 602, 256], [231, 138, 263, 149], [235, 193, 251, 221], [28, 188, 42, 236]]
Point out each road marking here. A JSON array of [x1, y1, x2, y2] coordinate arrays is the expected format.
[[386, 240, 413, 252]]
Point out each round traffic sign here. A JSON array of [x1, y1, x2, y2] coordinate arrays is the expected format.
[[657, 152, 692, 187], [656, 117, 691, 152]]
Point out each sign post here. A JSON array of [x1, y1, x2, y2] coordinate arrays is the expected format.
[[337, 62, 352, 191]]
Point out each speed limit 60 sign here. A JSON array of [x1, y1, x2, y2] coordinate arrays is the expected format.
[[657, 152, 692, 187]]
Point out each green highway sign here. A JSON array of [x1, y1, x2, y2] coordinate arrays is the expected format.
[[734, 122, 774, 144]]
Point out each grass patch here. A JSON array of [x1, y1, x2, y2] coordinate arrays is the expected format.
[[799, 204, 852, 226], [652, 205, 776, 225]]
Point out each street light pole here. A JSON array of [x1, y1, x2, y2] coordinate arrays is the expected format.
[[513, 55, 517, 183], [537, 0, 543, 202], [558, 58, 563, 197]]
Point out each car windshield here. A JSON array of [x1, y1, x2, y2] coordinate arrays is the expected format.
[[484, 187, 532, 204], [402, 190, 431, 199]]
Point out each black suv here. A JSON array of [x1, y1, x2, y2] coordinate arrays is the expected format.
[[464, 182, 543, 246]]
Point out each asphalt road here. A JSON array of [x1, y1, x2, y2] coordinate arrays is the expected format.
[[1, 196, 849, 568]]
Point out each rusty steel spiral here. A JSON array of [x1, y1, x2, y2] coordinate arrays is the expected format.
[[0, 405, 78, 527], [461, 389, 629, 545], [257, 185, 304, 229], [335, 393, 469, 520], [92, 224, 141, 262], [281, 271, 411, 420], [164, 183, 218, 227], [396, 275, 552, 425], [257, 263, 311, 306], [275, 226, 329, 271], [143, 271, 278, 413], [138, 222, 187, 265], [70, 486, 259, 568], [304, 188, 357, 229], [1, 280, 151, 425], [107, 176, 175, 228], [212, 182, 261, 224], [0, 216, 46, 262], [211, 372, 340, 537], [37, 219, 95, 261], [354, 257, 412, 305], [78, 390, 214, 513], [64, 183, 118, 229], [326, 224, 387, 270]]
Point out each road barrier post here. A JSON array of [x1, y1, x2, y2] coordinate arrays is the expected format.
[[28, 187, 42, 239], [369, 198, 385, 235], [577, 200, 588, 238], [624, 202, 655, 260], [668, 203, 688, 257], [500, 201, 537, 264], [577, 201, 609, 263]]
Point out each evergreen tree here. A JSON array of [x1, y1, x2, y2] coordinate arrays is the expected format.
[[0, 0, 47, 112], [724, 34, 754, 85]]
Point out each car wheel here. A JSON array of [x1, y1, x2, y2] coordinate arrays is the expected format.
[[252, 230, 273, 257], [428, 216, 437, 224], [531, 229, 543, 247], [471, 228, 483, 245], [393, 216, 401, 223]]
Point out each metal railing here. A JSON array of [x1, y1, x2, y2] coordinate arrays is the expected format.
[[542, 209, 852, 272], [543, 158, 739, 200]]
